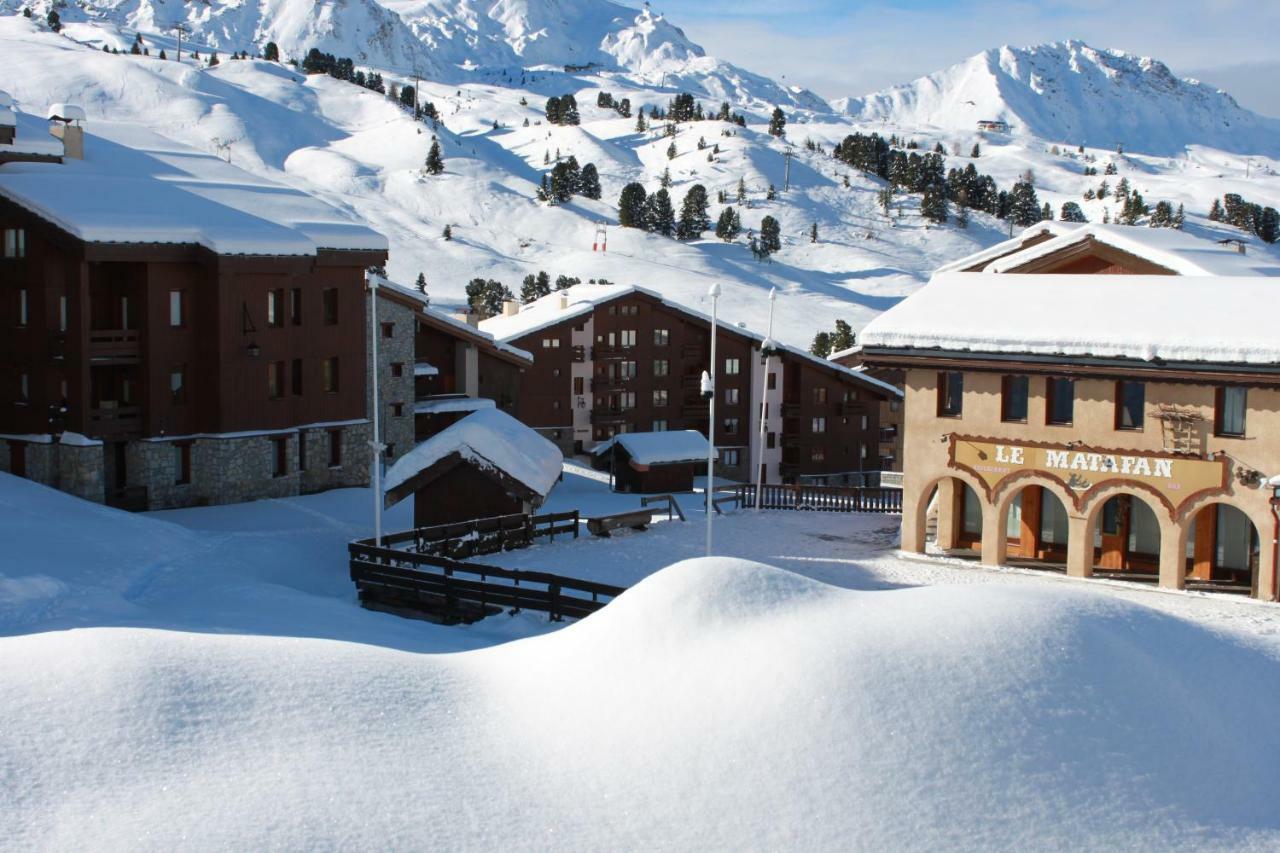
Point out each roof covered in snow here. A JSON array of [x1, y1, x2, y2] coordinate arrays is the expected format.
[[0, 109, 62, 157], [480, 283, 901, 398], [593, 430, 716, 466], [414, 396, 495, 415], [383, 408, 562, 505], [859, 272, 1280, 367], [934, 222, 1074, 274], [0, 113, 387, 257]]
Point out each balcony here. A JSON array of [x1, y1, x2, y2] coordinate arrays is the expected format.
[[781, 402, 802, 418], [879, 425, 898, 442], [681, 403, 708, 419], [591, 346, 631, 360], [837, 400, 868, 416], [680, 374, 702, 389], [571, 345, 587, 363], [590, 408, 631, 425], [590, 377, 630, 393], [680, 343, 704, 359], [89, 329, 141, 364], [89, 405, 142, 437]]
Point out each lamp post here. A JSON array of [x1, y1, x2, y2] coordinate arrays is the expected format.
[[755, 287, 777, 510], [368, 274, 386, 546], [704, 282, 721, 557]]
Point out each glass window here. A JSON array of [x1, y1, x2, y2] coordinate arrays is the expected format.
[[652, 419, 667, 431], [810, 447, 826, 462], [1001, 375, 1028, 422], [267, 289, 284, 327], [937, 372, 963, 417], [170, 366, 186, 403], [653, 359, 669, 377], [3, 228, 25, 258], [813, 386, 828, 404], [812, 416, 826, 433], [174, 443, 191, 485], [328, 430, 342, 466], [291, 288, 303, 325], [18, 372, 29, 402], [653, 389, 668, 407], [620, 361, 637, 379], [1116, 381, 1145, 430], [620, 392, 636, 410], [322, 288, 338, 325], [723, 449, 740, 466], [268, 361, 285, 399], [724, 358, 740, 375], [1046, 377, 1074, 425], [17, 289, 27, 326], [272, 437, 288, 478], [767, 372, 776, 390], [169, 290, 184, 327], [59, 296, 67, 332], [725, 388, 739, 405], [621, 330, 636, 347], [723, 417, 739, 434], [381, 322, 394, 339], [1216, 387, 1246, 437], [323, 357, 339, 393], [292, 359, 303, 395], [653, 329, 669, 346], [298, 432, 308, 472]]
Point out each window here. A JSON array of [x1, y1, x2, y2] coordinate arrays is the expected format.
[[2, 228, 25, 258], [328, 430, 342, 467], [767, 432, 776, 449], [1046, 377, 1074, 425], [813, 386, 828, 404], [298, 432, 308, 472], [620, 329, 636, 347], [937, 371, 963, 417], [619, 304, 638, 316], [724, 358, 741, 376], [652, 389, 669, 407], [552, 399, 561, 410], [573, 377, 585, 395], [723, 417, 739, 435], [812, 417, 826, 433], [653, 359, 669, 377], [722, 449, 740, 466], [620, 361, 637, 379], [767, 372, 777, 390], [272, 437, 288, 478], [292, 359, 303, 396], [652, 419, 668, 431], [291, 288, 303, 325], [654, 328, 669, 346], [620, 392, 636, 410], [542, 337, 560, 348], [17, 289, 27, 326], [59, 296, 67, 332], [811, 447, 826, 462], [390, 362, 404, 378], [322, 357, 339, 393], [322, 288, 339, 325], [268, 289, 284, 327], [381, 322, 394, 339], [174, 443, 191, 485], [1215, 386, 1247, 437], [169, 290, 185, 327], [860, 415, 869, 430], [391, 402, 404, 417], [1116, 381, 1145, 430], [18, 372, 29, 403], [889, 399, 901, 412], [725, 388, 740, 405], [1001, 375, 1029, 423], [170, 366, 186, 404], [268, 361, 285, 399]]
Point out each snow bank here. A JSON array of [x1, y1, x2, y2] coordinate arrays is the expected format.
[[860, 272, 1280, 365], [5, 555, 1280, 849]]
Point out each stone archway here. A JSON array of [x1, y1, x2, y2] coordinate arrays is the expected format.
[[903, 470, 990, 556], [993, 475, 1078, 570], [1082, 485, 1178, 588], [1177, 499, 1268, 596]]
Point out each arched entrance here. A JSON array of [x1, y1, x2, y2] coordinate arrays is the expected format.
[[1000, 484, 1071, 568], [1184, 502, 1262, 595], [1090, 493, 1163, 580], [913, 475, 985, 556]]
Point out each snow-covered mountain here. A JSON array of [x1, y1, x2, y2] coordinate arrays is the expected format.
[[835, 40, 1280, 157]]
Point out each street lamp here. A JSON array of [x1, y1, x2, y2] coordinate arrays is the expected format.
[[368, 274, 386, 546], [755, 287, 777, 510], [704, 282, 721, 557]]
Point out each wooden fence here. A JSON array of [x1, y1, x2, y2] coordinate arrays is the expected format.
[[718, 483, 902, 514], [349, 540, 624, 623], [375, 511, 579, 559]]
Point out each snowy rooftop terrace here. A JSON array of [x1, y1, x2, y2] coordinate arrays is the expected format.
[[0, 112, 387, 256], [860, 272, 1280, 366]]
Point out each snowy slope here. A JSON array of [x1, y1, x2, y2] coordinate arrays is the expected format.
[[835, 40, 1280, 157]]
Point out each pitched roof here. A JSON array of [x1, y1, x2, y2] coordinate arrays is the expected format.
[[370, 274, 533, 366], [859, 272, 1280, 366], [934, 222, 1073, 274], [0, 113, 386, 256], [592, 430, 716, 466]]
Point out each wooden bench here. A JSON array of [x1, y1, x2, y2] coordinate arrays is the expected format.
[[586, 508, 654, 537]]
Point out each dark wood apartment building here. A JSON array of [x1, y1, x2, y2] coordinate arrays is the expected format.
[[480, 285, 900, 484]]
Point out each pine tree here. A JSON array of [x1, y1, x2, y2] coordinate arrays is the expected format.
[[208, 51, 220, 67], [1060, 201, 1087, 223], [736, 177, 747, 204], [675, 184, 711, 240], [810, 222, 818, 243], [545, 96, 562, 125], [809, 332, 832, 358], [442, 224, 453, 240], [415, 272, 428, 295], [1173, 204, 1185, 229], [578, 163, 602, 200], [759, 216, 781, 255], [1041, 202, 1053, 221], [831, 320, 854, 353], [970, 143, 981, 158], [520, 272, 552, 303], [767, 107, 786, 137], [425, 139, 445, 175], [635, 109, 646, 133], [1008, 180, 1041, 227], [921, 184, 948, 224], [1150, 200, 1173, 228], [618, 183, 648, 228], [659, 167, 672, 189], [555, 275, 580, 291], [643, 189, 676, 236], [715, 207, 741, 242], [465, 279, 514, 319], [561, 94, 580, 126], [666, 141, 677, 160], [46, 9, 61, 32], [264, 41, 280, 62], [159, 49, 167, 60], [766, 184, 777, 201], [1208, 198, 1224, 221], [1259, 207, 1280, 243], [954, 204, 969, 229]]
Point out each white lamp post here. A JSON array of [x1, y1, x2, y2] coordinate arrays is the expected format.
[[368, 275, 386, 546], [704, 282, 721, 557], [755, 287, 777, 509]]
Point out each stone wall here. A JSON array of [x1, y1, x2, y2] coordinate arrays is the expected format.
[[368, 290, 417, 466], [0, 438, 104, 503]]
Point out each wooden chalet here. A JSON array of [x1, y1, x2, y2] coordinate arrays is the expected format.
[[592, 429, 713, 493]]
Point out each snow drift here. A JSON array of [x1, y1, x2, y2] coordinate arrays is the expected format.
[[4, 545, 1280, 849]]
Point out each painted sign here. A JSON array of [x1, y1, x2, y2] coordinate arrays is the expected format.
[[949, 436, 1228, 512]]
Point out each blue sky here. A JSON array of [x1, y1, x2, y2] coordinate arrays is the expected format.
[[658, 0, 1280, 115]]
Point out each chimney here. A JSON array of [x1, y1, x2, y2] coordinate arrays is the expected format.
[[47, 103, 87, 160], [501, 299, 520, 317], [0, 91, 14, 147], [558, 293, 570, 310], [1237, 242, 1247, 255]]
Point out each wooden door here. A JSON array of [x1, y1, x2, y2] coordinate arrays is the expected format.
[[9, 441, 25, 478], [1097, 496, 1129, 570]]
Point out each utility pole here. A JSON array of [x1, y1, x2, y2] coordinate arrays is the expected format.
[[173, 22, 189, 63], [368, 275, 386, 546], [413, 64, 421, 118], [754, 288, 777, 509], [783, 148, 793, 192], [703, 283, 721, 556]]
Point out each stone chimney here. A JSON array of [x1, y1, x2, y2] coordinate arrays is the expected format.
[[501, 299, 520, 317], [47, 103, 87, 160]]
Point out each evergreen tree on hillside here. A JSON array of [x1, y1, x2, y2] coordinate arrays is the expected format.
[[1008, 180, 1041, 227], [1121, 191, 1148, 225], [759, 216, 782, 255], [208, 51, 220, 67], [465, 279, 513, 319], [667, 141, 678, 160], [809, 331, 832, 358], [1041, 202, 1053, 221], [618, 183, 648, 228], [442, 224, 453, 240], [400, 85, 416, 110], [264, 41, 280, 62], [1208, 197, 1224, 221], [1149, 201, 1174, 228], [555, 275, 580, 291], [970, 143, 981, 158], [659, 167, 672, 189], [159, 49, 167, 60], [425, 139, 445, 175], [676, 185, 711, 240], [46, 9, 61, 31], [561, 94, 581, 126], [644, 189, 676, 236], [810, 222, 818, 243], [1260, 207, 1280, 244], [1060, 201, 1087, 223], [921, 185, 948, 224], [831, 320, 854, 353], [415, 272, 428, 295], [545, 96, 562, 125], [767, 107, 787, 137], [715, 207, 741, 242], [578, 163, 602, 200], [736, 177, 747, 204], [635, 109, 646, 133], [1173, 204, 1185, 229], [520, 271, 552, 303]]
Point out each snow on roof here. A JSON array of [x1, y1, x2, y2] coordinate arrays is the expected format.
[[593, 430, 716, 466], [859, 272, 1280, 366], [46, 103, 86, 122], [414, 396, 495, 415], [985, 223, 1280, 277], [0, 110, 62, 157], [383, 408, 562, 500], [0, 114, 387, 256], [413, 362, 439, 377], [934, 222, 1076, 274], [0, 90, 12, 109], [481, 283, 901, 398], [0, 108, 14, 129]]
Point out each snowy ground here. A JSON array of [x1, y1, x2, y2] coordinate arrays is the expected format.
[[5, 465, 1280, 849]]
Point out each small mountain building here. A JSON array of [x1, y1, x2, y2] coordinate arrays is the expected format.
[[592, 429, 713, 493]]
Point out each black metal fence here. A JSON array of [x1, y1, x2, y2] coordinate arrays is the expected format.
[[718, 483, 903, 514]]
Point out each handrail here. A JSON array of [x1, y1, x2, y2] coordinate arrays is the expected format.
[[640, 493, 685, 522]]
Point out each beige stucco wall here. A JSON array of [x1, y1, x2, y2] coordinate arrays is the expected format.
[[900, 367, 1279, 600]]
